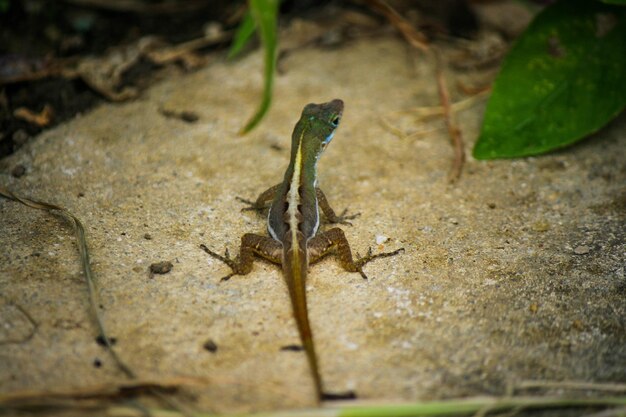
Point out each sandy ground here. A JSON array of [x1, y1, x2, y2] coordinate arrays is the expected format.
[[1, 35, 624, 413]]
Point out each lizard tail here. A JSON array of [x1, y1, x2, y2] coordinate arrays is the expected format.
[[284, 247, 323, 402]]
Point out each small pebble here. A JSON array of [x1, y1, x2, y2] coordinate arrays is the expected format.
[[149, 261, 173, 275], [160, 108, 199, 123], [375, 235, 388, 245], [573, 245, 590, 255], [11, 164, 26, 178], [203, 339, 218, 353], [532, 220, 550, 232], [12, 129, 29, 146], [180, 111, 199, 123], [144, 233, 152, 240], [280, 344, 304, 352]]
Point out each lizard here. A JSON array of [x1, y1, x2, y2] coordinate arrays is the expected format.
[[200, 99, 403, 402]]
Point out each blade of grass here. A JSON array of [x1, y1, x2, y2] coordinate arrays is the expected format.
[[239, 0, 279, 134], [9, 395, 621, 417], [336, 397, 626, 417], [228, 11, 256, 59]]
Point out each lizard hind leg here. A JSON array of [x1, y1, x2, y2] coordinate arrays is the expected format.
[[200, 233, 283, 281], [308, 227, 404, 279]]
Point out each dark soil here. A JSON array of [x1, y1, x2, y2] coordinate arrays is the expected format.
[[0, 1, 481, 161], [1, 78, 100, 158], [0, 0, 234, 159]]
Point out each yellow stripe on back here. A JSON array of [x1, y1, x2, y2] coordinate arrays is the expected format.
[[288, 132, 304, 258]]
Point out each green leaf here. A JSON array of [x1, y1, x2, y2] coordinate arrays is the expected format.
[[228, 11, 256, 59], [473, 0, 626, 159], [240, 0, 279, 134]]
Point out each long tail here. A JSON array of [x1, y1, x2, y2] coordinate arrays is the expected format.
[[283, 247, 323, 402]]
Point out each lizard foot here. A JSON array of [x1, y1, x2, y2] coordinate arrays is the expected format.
[[200, 244, 238, 281], [333, 208, 361, 226], [236, 196, 265, 213], [354, 247, 405, 279]]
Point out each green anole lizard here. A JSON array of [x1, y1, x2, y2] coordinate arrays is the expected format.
[[200, 99, 403, 402]]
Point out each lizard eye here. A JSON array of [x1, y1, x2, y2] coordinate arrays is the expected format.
[[330, 116, 340, 127]]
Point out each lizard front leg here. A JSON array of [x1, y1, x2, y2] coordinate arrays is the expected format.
[[315, 188, 360, 226], [200, 233, 283, 281], [307, 227, 404, 279], [237, 183, 282, 213]]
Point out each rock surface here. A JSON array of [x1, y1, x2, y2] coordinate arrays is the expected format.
[[1, 37, 624, 412]]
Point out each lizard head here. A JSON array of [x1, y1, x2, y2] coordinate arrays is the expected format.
[[289, 99, 344, 166], [299, 99, 344, 154]]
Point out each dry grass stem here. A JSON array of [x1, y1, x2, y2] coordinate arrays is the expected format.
[[433, 51, 465, 183]]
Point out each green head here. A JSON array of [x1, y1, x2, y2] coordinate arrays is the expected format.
[[292, 99, 344, 161]]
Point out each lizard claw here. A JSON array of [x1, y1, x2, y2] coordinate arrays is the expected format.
[[354, 246, 404, 274], [220, 272, 235, 282], [236, 196, 264, 213], [200, 244, 239, 279], [358, 268, 369, 280], [335, 208, 361, 226]]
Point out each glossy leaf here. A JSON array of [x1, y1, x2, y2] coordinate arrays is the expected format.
[[240, 0, 278, 134], [473, 0, 626, 159]]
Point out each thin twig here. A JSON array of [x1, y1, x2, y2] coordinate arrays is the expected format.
[[62, 0, 210, 14], [0, 187, 195, 417], [395, 89, 489, 119], [0, 186, 134, 377], [361, 0, 429, 52], [433, 49, 465, 183], [144, 28, 232, 66], [0, 377, 205, 404], [457, 81, 492, 96], [379, 116, 441, 140], [0, 302, 39, 345], [360, 0, 467, 182]]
